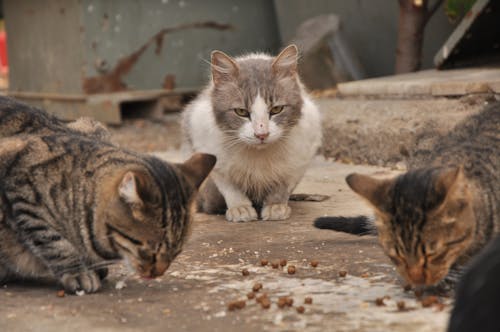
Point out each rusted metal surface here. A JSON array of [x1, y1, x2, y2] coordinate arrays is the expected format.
[[82, 21, 233, 94]]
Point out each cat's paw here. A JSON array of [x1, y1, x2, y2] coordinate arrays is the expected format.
[[261, 204, 291, 221], [60, 270, 102, 294], [226, 206, 258, 222]]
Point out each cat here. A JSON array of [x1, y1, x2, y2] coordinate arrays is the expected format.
[[182, 44, 321, 222], [448, 235, 500, 332], [0, 96, 111, 141], [0, 99, 216, 294], [314, 102, 499, 288]]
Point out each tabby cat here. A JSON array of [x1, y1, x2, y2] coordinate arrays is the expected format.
[[183, 45, 321, 222], [315, 102, 499, 287], [0, 98, 216, 293]]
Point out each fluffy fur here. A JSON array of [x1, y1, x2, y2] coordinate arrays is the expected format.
[[183, 45, 321, 222], [314, 102, 499, 287], [0, 98, 216, 293]]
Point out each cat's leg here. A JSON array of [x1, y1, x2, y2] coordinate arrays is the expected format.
[[261, 185, 291, 221], [198, 177, 227, 214], [211, 173, 258, 222], [7, 217, 102, 293]]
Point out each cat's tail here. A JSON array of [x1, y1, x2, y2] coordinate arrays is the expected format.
[[313, 216, 377, 236]]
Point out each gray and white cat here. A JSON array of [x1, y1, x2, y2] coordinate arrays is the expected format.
[[183, 45, 321, 222]]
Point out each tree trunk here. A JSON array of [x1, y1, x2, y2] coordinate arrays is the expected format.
[[395, 0, 427, 74]]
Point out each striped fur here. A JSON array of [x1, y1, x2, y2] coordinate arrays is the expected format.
[[0, 98, 215, 293], [316, 102, 499, 287]]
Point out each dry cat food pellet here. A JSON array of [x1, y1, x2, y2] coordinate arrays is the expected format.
[[287, 265, 296, 274], [227, 300, 246, 311], [296, 306, 305, 314], [241, 269, 250, 276], [56, 290, 65, 298], [256, 293, 269, 304], [338, 270, 347, 277], [397, 301, 406, 311], [280, 259, 287, 267], [304, 297, 313, 304], [271, 261, 280, 269], [260, 259, 269, 266], [277, 297, 288, 308], [414, 289, 424, 298], [260, 298, 271, 309], [421, 295, 439, 308], [310, 260, 319, 268], [375, 297, 385, 306], [403, 284, 412, 292], [247, 292, 255, 300], [252, 283, 263, 292]]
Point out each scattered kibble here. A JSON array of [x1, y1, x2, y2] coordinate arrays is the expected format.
[[260, 298, 271, 309], [227, 300, 246, 311], [56, 290, 65, 298], [256, 293, 269, 304], [271, 261, 280, 269], [296, 306, 305, 314], [247, 292, 255, 300], [242, 269, 250, 276], [338, 270, 347, 277], [277, 296, 293, 308], [304, 297, 313, 304], [287, 265, 296, 275], [375, 297, 385, 306], [310, 260, 319, 268], [421, 295, 439, 308], [403, 284, 412, 292], [260, 259, 269, 266], [252, 283, 263, 292], [397, 301, 406, 311], [280, 259, 287, 267], [414, 289, 424, 298]]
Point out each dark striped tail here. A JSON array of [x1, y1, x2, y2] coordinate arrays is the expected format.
[[313, 216, 377, 236]]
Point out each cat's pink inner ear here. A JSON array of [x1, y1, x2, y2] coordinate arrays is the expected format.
[[119, 171, 142, 204], [211, 50, 239, 85], [272, 44, 298, 76], [346, 173, 392, 212]]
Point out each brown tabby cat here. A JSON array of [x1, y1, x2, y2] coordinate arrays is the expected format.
[[0, 97, 216, 293], [315, 102, 499, 287]]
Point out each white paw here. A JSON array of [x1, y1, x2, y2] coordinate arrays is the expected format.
[[226, 206, 258, 222], [261, 204, 291, 221], [60, 270, 102, 294]]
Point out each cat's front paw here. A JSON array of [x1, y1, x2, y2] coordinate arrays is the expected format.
[[261, 204, 291, 221], [60, 270, 102, 294], [226, 206, 258, 222]]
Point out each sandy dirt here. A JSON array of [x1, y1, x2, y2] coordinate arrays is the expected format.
[[0, 141, 452, 331]]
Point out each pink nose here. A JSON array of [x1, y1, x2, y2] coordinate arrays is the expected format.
[[254, 132, 269, 140]]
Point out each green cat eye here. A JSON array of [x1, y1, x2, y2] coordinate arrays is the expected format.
[[270, 105, 284, 116], [234, 108, 250, 118]]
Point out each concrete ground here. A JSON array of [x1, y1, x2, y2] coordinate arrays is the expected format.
[[0, 151, 452, 332]]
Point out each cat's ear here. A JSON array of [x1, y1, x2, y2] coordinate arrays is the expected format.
[[433, 166, 471, 218], [272, 44, 298, 76], [178, 153, 217, 189], [346, 173, 393, 213], [119, 172, 142, 205], [211, 50, 239, 85]]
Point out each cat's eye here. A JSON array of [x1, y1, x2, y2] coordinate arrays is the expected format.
[[233, 108, 250, 118], [269, 105, 284, 116]]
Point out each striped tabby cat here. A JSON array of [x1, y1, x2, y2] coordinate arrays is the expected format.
[[0, 98, 216, 293], [315, 102, 499, 287]]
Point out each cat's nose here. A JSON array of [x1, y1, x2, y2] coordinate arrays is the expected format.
[[407, 266, 426, 285], [254, 132, 269, 141]]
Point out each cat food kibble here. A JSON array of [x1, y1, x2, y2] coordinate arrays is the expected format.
[[241, 269, 250, 276], [247, 292, 255, 300], [256, 293, 269, 304], [310, 260, 319, 268], [375, 297, 385, 306], [304, 297, 313, 304], [296, 306, 305, 314], [260, 259, 269, 266], [421, 295, 439, 308], [277, 296, 293, 308], [280, 259, 287, 267], [287, 265, 296, 274], [339, 270, 347, 277], [403, 284, 412, 292], [252, 283, 263, 292], [414, 289, 424, 298], [260, 297, 271, 309], [397, 301, 406, 311], [56, 290, 65, 298], [271, 261, 280, 269], [227, 300, 246, 311]]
